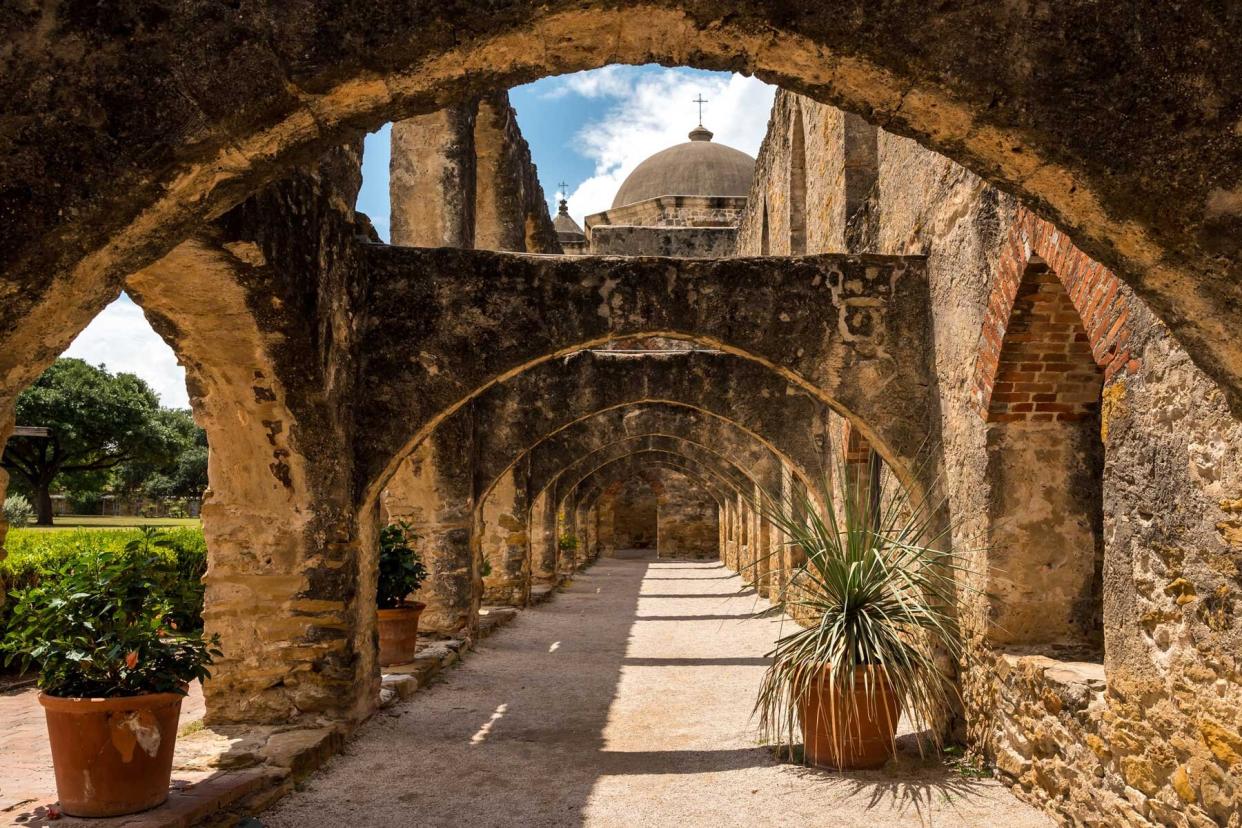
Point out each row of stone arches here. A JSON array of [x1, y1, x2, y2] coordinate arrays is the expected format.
[[0, 154, 930, 726]]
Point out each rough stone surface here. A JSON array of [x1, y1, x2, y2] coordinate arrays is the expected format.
[[5, 1, 1239, 417], [739, 88, 1242, 826]]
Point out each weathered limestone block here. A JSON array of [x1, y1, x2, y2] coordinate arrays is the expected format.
[[529, 490, 559, 584], [390, 104, 478, 248], [478, 464, 531, 605], [473, 92, 561, 254]]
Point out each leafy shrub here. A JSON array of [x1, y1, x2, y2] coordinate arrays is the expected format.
[[376, 521, 427, 609], [1, 544, 219, 698], [558, 534, 578, 552], [3, 495, 33, 528], [0, 527, 207, 632]]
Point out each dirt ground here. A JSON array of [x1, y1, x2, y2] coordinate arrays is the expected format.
[[263, 557, 1053, 827]]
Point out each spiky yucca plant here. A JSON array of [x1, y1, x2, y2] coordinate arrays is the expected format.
[[752, 449, 965, 764]]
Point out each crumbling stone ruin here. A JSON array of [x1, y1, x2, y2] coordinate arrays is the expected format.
[[1, 4, 1239, 826]]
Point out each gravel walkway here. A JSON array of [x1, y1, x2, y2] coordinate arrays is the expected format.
[[264, 557, 1053, 827]]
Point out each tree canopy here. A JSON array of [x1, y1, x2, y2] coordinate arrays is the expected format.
[[3, 359, 196, 524]]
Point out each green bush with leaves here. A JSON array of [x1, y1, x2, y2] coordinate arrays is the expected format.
[[3, 494, 34, 528], [558, 534, 578, 552], [0, 544, 220, 698], [376, 521, 427, 609], [0, 527, 207, 632]]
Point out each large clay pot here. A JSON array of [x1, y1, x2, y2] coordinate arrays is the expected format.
[[799, 665, 901, 770], [377, 601, 426, 666], [39, 691, 184, 817]]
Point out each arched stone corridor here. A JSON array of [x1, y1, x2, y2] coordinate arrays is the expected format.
[[1, 8, 1239, 827]]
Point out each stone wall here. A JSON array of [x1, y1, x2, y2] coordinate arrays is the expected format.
[[587, 225, 735, 258], [655, 469, 719, 560], [739, 89, 1242, 826], [609, 476, 658, 549], [586, 195, 747, 230]]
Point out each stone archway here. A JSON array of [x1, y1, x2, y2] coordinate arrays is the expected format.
[[357, 248, 934, 506], [5, 2, 1238, 417], [474, 403, 798, 601]]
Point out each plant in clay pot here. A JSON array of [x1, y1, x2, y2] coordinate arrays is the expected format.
[[0, 543, 219, 817], [376, 520, 428, 667], [753, 449, 965, 770]]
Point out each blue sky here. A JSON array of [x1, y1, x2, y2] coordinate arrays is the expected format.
[[66, 66, 775, 408]]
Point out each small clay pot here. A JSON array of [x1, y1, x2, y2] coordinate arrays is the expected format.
[[377, 601, 426, 666], [799, 665, 901, 770], [39, 691, 184, 817]]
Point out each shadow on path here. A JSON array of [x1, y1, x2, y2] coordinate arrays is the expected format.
[[261, 558, 1054, 828]]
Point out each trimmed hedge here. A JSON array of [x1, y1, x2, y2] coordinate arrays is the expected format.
[[0, 527, 207, 631]]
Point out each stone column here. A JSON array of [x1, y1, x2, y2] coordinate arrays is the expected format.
[[529, 489, 559, 583], [575, 500, 595, 566], [473, 94, 528, 253], [0, 411, 12, 610], [390, 103, 478, 248], [478, 463, 530, 606], [382, 421, 477, 637], [128, 223, 380, 727], [596, 491, 616, 557]]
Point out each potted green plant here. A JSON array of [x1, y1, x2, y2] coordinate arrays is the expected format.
[[0, 542, 219, 817], [376, 520, 428, 667], [753, 450, 963, 770]]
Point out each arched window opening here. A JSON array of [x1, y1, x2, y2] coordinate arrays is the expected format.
[[985, 257, 1105, 660]]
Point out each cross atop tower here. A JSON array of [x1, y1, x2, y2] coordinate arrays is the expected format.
[[692, 94, 708, 125], [557, 180, 570, 199]]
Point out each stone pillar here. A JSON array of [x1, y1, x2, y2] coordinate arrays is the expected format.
[[529, 490, 559, 583], [382, 422, 477, 637], [473, 94, 528, 252], [0, 411, 12, 610], [478, 463, 530, 606], [557, 503, 577, 579], [596, 491, 616, 557], [575, 500, 595, 566], [768, 464, 796, 600], [128, 227, 380, 728], [390, 103, 478, 248]]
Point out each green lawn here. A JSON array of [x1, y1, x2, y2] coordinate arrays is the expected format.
[[18, 516, 202, 531]]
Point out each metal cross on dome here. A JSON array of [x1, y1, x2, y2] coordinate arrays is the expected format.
[[693, 94, 708, 125], [557, 180, 570, 199]]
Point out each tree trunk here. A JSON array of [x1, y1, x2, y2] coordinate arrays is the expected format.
[[35, 484, 53, 526]]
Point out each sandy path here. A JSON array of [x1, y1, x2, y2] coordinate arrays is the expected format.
[[264, 557, 1052, 828]]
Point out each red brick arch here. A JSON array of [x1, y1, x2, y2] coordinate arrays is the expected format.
[[973, 209, 1140, 419]]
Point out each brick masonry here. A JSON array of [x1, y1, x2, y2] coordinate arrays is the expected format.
[[973, 208, 1138, 418]]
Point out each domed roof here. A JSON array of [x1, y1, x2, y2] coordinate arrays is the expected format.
[[611, 126, 755, 209]]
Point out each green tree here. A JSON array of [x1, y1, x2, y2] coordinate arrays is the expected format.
[[2, 359, 180, 525], [114, 408, 208, 501]]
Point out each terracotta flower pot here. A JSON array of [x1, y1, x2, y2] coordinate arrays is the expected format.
[[377, 601, 426, 666], [799, 665, 901, 770], [39, 691, 184, 817]]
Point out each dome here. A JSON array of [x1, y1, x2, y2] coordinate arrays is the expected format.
[[611, 126, 755, 209]]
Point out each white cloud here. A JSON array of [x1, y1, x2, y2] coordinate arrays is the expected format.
[[63, 293, 190, 409], [540, 65, 638, 100], [564, 70, 775, 224]]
